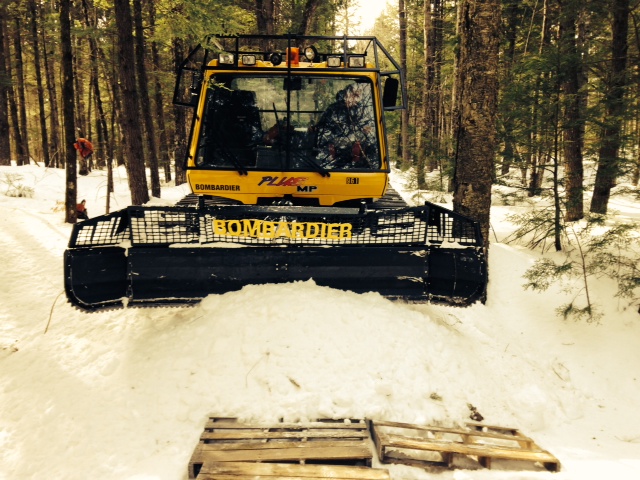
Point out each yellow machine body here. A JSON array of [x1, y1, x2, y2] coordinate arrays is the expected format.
[[186, 59, 391, 206]]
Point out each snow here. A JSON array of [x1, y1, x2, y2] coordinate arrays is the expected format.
[[1, 164, 640, 479]]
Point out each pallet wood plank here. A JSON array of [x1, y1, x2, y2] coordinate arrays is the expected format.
[[204, 421, 368, 431], [197, 477, 380, 480], [198, 461, 390, 479], [192, 444, 372, 463], [195, 440, 368, 452], [201, 430, 369, 442]]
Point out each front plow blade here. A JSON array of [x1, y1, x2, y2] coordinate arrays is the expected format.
[[64, 203, 487, 311]]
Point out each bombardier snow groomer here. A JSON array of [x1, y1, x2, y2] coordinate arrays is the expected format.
[[64, 35, 487, 311]]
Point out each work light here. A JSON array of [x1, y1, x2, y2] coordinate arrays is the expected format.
[[348, 56, 365, 68], [218, 53, 234, 65], [303, 46, 318, 62], [241, 55, 256, 66], [270, 52, 283, 66], [327, 56, 341, 67]]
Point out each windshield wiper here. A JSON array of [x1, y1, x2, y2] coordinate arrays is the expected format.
[[292, 150, 331, 178], [210, 135, 248, 175]]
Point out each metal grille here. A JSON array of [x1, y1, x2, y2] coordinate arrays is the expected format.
[[71, 210, 129, 247], [68, 203, 482, 248]]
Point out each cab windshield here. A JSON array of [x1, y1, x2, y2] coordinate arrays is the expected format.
[[195, 75, 381, 172]]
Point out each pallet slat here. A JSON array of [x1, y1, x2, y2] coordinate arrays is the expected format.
[[204, 421, 368, 431], [201, 431, 368, 442], [198, 461, 390, 479], [191, 443, 371, 463]]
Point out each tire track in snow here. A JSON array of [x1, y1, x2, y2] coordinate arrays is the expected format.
[[0, 203, 70, 324]]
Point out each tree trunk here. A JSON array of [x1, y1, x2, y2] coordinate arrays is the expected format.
[[81, 0, 111, 172], [560, 0, 584, 222], [148, 0, 171, 183], [429, 0, 444, 173], [256, 0, 276, 35], [590, 0, 630, 214], [173, 38, 187, 186], [41, 5, 62, 169], [29, 0, 50, 167], [635, 78, 640, 186], [73, 34, 90, 174], [0, 3, 11, 166], [114, 0, 149, 205], [60, 0, 77, 223], [501, 0, 520, 176], [415, 0, 432, 189], [399, 0, 409, 168], [452, 0, 501, 246], [4, 18, 26, 166], [13, 16, 30, 165], [133, 0, 160, 198], [528, 0, 553, 197], [73, 35, 87, 137], [298, 0, 323, 35]]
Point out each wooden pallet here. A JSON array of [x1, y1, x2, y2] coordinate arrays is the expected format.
[[188, 417, 389, 479], [370, 420, 560, 472]]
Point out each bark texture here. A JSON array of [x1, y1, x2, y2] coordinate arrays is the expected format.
[[60, 0, 77, 223], [452, 0, 501, 246], [114, 0, 149, 205], [590, 0, 629, 214], [560, 0, 584, 222]]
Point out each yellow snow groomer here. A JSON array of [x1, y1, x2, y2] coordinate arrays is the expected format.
[[64, 35, 487, 310]]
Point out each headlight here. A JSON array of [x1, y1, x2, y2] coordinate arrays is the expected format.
[[347, 56, 365, 68], [303, 45, 318, 62], [241, 55, 256, 66], [327, 56, 341, 68], [218, 53, 234, 65]]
